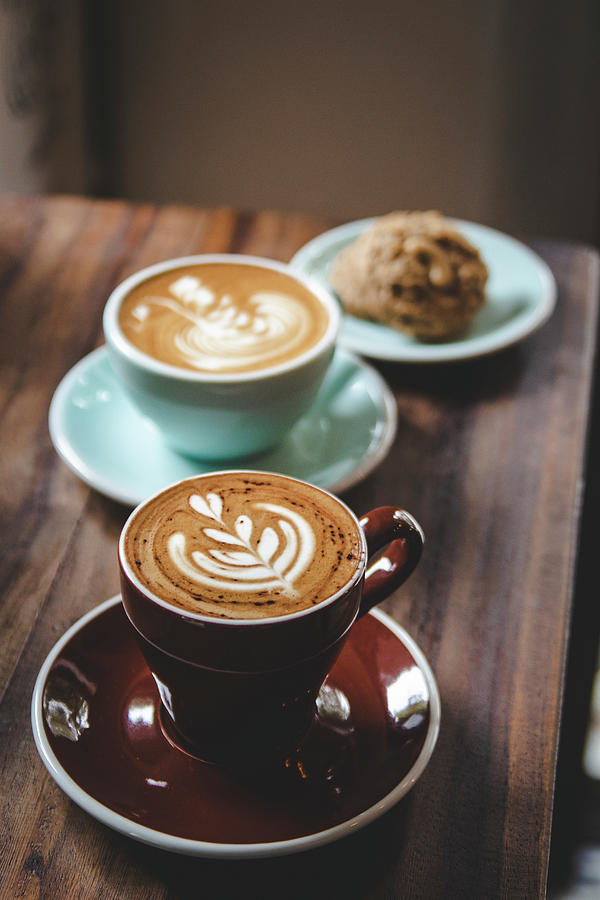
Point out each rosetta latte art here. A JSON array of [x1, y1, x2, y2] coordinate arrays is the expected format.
[[123, 472, 362, 618], [131, 275, 316, 372], [168, 492, 316, 596]]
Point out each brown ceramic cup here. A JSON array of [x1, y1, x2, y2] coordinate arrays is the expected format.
[[118, 473, 424, 767]]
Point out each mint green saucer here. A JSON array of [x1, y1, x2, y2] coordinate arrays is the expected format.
[[290, 218, 556, 363], [49, 347, 396, 506]]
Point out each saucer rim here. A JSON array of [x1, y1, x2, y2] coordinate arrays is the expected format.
[[290, 216, 557, 363], [48, 346, 397, 507], [31, 595, 441, 859]]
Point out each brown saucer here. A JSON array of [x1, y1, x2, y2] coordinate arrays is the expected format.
[[31, 596, 440, 857]]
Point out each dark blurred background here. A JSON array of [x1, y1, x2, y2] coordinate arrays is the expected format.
[[1, 0, 599, 244]]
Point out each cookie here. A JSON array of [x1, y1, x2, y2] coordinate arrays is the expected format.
[[329, 211, 488, 341]]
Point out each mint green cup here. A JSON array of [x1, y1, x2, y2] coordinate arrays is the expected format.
[[102, 254, 340, 460]]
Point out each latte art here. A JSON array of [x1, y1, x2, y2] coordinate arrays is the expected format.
[[123, 473, 364, 619], [141, 285, 315, 372], [168, 493, 316, 596], [118, 263, 330, 374]]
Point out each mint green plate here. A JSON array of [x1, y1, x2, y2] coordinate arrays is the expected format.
[[291, 218, 556, 363], [49, 347, 396, 507]]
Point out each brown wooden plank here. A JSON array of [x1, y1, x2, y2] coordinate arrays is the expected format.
[[0, 195, 597, 898]]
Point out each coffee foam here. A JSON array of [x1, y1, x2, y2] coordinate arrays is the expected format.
[[123, 474, 364, 620], [117, 263, 330, 374]]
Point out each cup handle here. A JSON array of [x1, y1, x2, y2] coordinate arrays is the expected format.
[[358, 507, 424, 618]]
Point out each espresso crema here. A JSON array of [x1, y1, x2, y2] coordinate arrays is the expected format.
[[117, 263, 330, 374], [123, 473, 364, 619]]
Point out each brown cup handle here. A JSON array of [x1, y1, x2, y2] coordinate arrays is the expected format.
[[358, 507, 424, 618]]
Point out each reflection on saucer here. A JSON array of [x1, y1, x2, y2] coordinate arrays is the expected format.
[[32, 596, 440, 858]]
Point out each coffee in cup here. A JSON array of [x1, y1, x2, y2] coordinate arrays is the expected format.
[[118, 262, 331, 375], [119, 471, 424, 765], [103, 255, 340, 459], [122, 470, 363, 620]]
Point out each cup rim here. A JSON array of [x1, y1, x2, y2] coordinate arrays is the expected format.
[[102, 253, 340, 383], [119, 470, 368, 626]]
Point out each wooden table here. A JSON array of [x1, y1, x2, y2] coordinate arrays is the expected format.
[[1, 195, 598, 898]]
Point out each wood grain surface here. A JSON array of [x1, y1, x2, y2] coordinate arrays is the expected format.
[[0, 195, 598, 899]]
